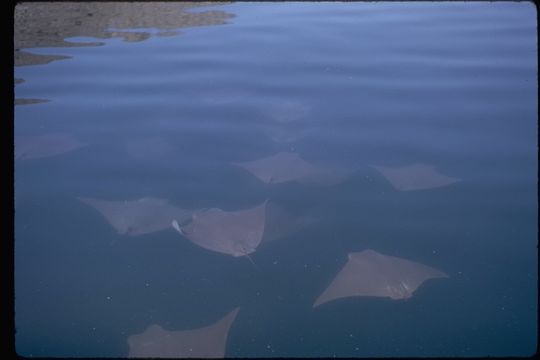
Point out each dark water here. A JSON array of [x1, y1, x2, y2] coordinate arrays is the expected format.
[[14, 2, 537, 357]]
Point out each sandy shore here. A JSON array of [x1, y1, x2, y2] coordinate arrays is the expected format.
[[14, 2, 234, 66]]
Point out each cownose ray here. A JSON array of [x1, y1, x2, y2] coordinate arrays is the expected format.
[[172, 200, 315, 259], [313, 249, 448, 307], [233, 152, 349, 186], [261, 122, 314, 144], [371, 163, 462, 191], [258, 99, 312, 143], [268, 128, 306, 144], [263, 99, 311, 123], [78, 197, 192, 236], [15, 133, 87, 160], [127, 307, 240, 358], [172, 201, 268, 259]]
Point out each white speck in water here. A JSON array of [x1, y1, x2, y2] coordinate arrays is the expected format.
[[106, 296, 111, 300]]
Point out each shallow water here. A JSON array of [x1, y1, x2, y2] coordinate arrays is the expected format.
[[14, 2, 537, 357]]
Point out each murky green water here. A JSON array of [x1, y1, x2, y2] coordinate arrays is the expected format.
[[14, 2, 537, 357]]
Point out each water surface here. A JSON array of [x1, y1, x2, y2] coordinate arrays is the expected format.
[[14, 2, 537, 357]]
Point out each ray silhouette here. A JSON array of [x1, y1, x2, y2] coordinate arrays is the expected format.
[[15, 133, 86, 160], [233, 152, 349, 186], [262, 123, 312, 144], [263, 100, 311, 123], [172, 201, 268, 257], [371, 163, 462, 191], [128, 307, 240, 358], [78, 197, 192, 236], [314, 249, 448, 307], [172, 200, 314, 258]]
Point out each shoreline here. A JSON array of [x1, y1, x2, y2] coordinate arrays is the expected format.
[[14, 2, 234, 67]]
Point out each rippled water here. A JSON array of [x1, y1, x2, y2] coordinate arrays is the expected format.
[[14, 2, 537, 357]]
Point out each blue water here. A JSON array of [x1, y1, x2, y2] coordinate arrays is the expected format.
[[14, 2, 537, 357]]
